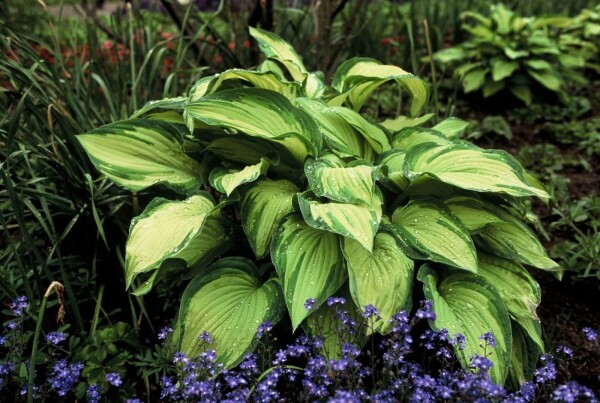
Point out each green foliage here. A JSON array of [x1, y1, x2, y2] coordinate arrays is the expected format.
[[542, 115, 600, 156], [77, 27, 558, 385], [434, 4, 595, 104]]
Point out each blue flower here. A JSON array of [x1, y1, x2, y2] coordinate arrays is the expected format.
[[415, 300, 436, 320], [534, 361, 556, 384], [556, 345, 573, 358], [106, 372, 122, 387], [326, 297, 346, 307], [10, 296, 28, 317], [479, 332, 497, 348], [582, 327, 598, 342], [257, 321, 273, 338], [86, 384, 102, 403], [363, 304, 381, 319], [46, 331, 67, 345], [198, 331, 213, 344], [304, 298, 316, 311], [48, 360, 84, 396], [157, 326, 173, 340], [0, 362, 15, 376], [471, 355, 493, 372]]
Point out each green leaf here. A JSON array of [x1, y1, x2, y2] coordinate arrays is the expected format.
[[492, 59, 518, 81], [204, 69, 299, 99], [209, 157, 270, 196], [294, 98, 375, 160], [417, 264, 513, 384], [298, 191, 381, 252], [444, 196, 504, 232], [249, 27, 307, 82], [391, 127, 451, 152], [342, 232, 414, 334], [125, 194, 218, 289], [328, 106, 391, 154], [132, 217, 230, 296], [303, 72, 327, 98], [507, 319, 543, 388], [240, 179, 299, 259], [392, 199, 477, 271], [304, 158, 377, 206], [130, 97, 186, 119], [477, 253, 541, 320], [381, 114, 434, 132], [476, 221, 560, 271], [175, 258, 285, 368], [483, 79, 506, 98], [185, 88, 321, 164], [462, 68, 487, 93], [303, 286, 366, 359], [378, 150, 409, 191], [432, 117, 470, 139], [271, 215, 347, 330], [510, 85, 532, 105], [527, 68, 562, 91], [331, 57, 429, 116], [77, 120, 202, 194], [404, 143, 550, 198]]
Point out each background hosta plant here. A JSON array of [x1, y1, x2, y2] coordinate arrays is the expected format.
[[434, 3, 595, 104], [77, 27, 559, 385]]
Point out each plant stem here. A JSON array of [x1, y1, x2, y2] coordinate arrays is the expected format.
[[423, 18, 439, 120], [28, 282, 64, 403]]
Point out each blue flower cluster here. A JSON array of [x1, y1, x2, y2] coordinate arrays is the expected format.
[[151, 298, 598, 402]]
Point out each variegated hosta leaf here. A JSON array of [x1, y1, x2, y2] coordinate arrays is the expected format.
[[342, 232, 414, 334], [391, 127, 451, 152], [303, 72, 327, 98], [391, 199, 478, 272], [77, 120, 202, 194], [175, 258, 285, 368], [507, 319, 543, 389], [378, 150, 409, 192], [328, 106, 391, 154], [130, 97, 187, 119], [185, 88, 321, 164], [209, 157, 270, 196], [303, 287, 366, 360], [271, 215, 347, 330], [249, 27, 308, 82], [404, 143, 550, 199], [125, 194, 219, 289], [240, 179, 299, 259], [132, 217, 229, 296], [189, 75, 215, 101], [432, 117, 471, 139], [476, 253, 541, 320], [381, 113, 434, 132], [443, 196, 504, 232], [202, 69, 299, 100], [294, 98, 375, 160], [298, 191, 381, 252], [476, 221, 560, 271], [418, 264, 513, 385], [330, 57, 429, 116], [304, 158, 377, 206]]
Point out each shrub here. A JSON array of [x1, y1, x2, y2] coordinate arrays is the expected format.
[[433, 4, 594, 104], [77, 27, 559, 386]]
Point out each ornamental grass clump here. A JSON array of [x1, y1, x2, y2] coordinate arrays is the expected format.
[[77, 27, 560, 386]]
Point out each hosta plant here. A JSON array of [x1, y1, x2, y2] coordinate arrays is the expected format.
[[433, 3, 594, 104], [77, 27, 560, 386]]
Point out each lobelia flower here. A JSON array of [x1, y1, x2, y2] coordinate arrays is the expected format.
[[86, 384, 102, 403], [48, 360, 84, 396], [158, 326, 173, 340], [106, 372, 123, 387], [10, 296, 28, 317], [46, 331, 67, 345], [582, 327, 598, 342]]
